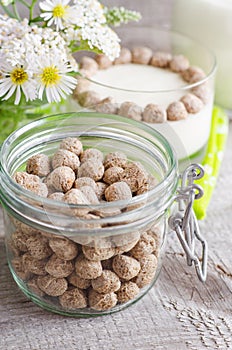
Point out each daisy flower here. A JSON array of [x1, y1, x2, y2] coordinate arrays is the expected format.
[[0, 58, 37, 105], [39, 0, 79, 31], [35, 55, 77, 103]]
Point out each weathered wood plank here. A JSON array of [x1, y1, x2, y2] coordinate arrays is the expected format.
[[0, 1, 232, 348]]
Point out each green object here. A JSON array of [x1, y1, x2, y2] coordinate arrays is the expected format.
[[0, 98, 80, 143], [194, 106, 229, 220], [104, 6, 141, 27]]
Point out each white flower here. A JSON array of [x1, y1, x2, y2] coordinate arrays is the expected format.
[[0, 0, 13, 6], [81, 24, 120, 60], [39, 0, 79, 31], [0, 15, 29, 45], [62, 25, 82, 44], [0, 59, 37, 105], [35, 55, 77, 103], [72, 0, 106, 26]]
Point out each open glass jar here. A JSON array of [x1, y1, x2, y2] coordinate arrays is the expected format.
[[0, 112, 207, 317], [74, 27, 216, 162]]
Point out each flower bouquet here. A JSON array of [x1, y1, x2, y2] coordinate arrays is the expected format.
[[0, 0, 140, 141]]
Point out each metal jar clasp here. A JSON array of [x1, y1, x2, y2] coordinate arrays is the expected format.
[[168, 164, 208, 282]]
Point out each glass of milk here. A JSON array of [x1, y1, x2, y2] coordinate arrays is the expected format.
[[75, 27, 216, 162], [172, 0, 232, 111]]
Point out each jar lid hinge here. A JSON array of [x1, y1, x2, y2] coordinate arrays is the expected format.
[[169, 164, 208, 283]]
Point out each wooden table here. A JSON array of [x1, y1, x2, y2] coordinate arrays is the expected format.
[[1, 1, 232, 349]]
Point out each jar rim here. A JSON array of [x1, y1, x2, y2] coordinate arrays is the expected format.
[[0, 112, 178, 232], [79, 26, 217, 94]]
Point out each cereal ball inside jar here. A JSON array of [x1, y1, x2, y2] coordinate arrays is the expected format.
[[63, 189, 90, 216], [88, 289, 118, 311], [105, 181, 132, 202], [11, 229, 32, 253], [113, 231, 140, 255], [95, 181, 108, 200], [47, 192, 64, 201], [91, 270, 121, 294], [112, 255, 141, 281], [13, 172, 48, 197], [48, 236, 79, 260], [134, 254, 158, 288], [22, 253, 47, 276], [119, 162, 148, 192], [26, 234, 53, 260], [74, 177, 97, 191], [80, 148, 104, 164], [103, 166, 124, 185], [59, 288, 87, 309], [79, 186, 99, 205], [82, 239, 115, 261], [117, 281, 140, 304], [50, 166, 76, 192], [45, 254, 74, 278], [78, 160, 104, 181], [75, 254, 102, 280], [51, 149, 80, 172], [59, 137, 83, 156], [26, 154, 51, 177], [129, 232, 156, 259], [37, 275, 68, 296], [68, 272, 91, 289], [104, 152, 127, 170], [12, 256, 32, 280]]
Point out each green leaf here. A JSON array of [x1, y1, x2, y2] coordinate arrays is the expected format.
[[104, 6, 141, 27]]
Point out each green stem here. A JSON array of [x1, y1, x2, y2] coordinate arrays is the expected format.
[[0, 4, 15, 18], [12, 1, 21, 20], [29, 0, 37, 23], [29, 16, 43, 23], [18, 0, 30, 9]]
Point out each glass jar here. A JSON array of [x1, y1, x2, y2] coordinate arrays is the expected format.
[[0, 112, 207, 317], [74, 27, 216, 162]]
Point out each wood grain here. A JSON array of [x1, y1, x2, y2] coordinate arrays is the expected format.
[[0, 1, 232, 349]]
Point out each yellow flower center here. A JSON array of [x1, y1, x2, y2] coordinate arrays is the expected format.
[[41, 66, 60, 86], [53, 4, 66, 18], [10, 67, 28, 85]]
